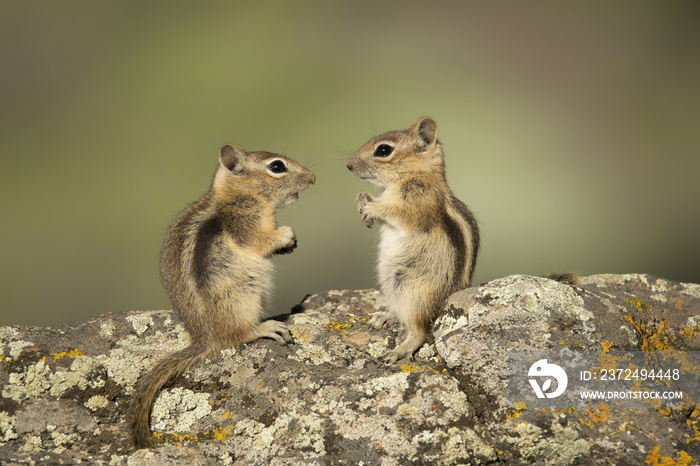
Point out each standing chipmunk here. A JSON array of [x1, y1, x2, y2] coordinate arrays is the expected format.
[[347, 116, 480, 363], [129, 143, 315, 449]]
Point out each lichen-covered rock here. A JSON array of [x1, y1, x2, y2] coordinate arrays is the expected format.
[[434, 274, 700, 465], [0, 275, 697, 464]]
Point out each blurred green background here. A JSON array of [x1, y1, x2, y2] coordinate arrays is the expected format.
[[1, 1, 699, 326]]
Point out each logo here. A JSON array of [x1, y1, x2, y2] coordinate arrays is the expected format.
[[528, 359, 568, 398]]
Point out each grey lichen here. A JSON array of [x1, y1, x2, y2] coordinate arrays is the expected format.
[[151, 387, 212, 433], [505, 421, 590, 465], [288, 342, 333, 366]]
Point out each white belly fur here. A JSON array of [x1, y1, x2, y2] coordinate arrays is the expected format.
[[377, 223, 453, 326]]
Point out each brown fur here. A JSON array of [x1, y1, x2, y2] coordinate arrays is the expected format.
[[347, 117, 479, 362], [546, 272, 581, 286], [129, 143, 314, 449]]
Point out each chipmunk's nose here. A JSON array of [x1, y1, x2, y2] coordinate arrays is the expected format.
[[346, 160, 354, 171], [309, 173, 316, 185]]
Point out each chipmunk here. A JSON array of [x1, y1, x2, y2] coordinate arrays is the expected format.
[[129, 143, 315, 449], [347, 116, 480, 363]]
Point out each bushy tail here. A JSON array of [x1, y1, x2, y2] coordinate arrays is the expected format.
[[128, 344, 209, 449], [546, 272, 581, 286]]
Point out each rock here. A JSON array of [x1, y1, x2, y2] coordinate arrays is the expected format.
[[434, 274, 700, 465], [0, 274, 698, 464]]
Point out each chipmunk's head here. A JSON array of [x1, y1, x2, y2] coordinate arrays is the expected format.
[[346, 116, 444, 188], [214, 143, 315, 208]]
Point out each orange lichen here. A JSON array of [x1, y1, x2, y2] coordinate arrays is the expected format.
[[51, 348, 83, 360], [504, 402, 528, 422], [686, 417, 700, 445], [400, 364, 445, 374], [626, 297, 651, 313], [324, 321, 353, 332], [623, 316, 673, 353], [645, 446, 693, 465], [586, 403, 609, 423]]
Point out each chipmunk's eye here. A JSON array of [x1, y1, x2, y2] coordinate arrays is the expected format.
[[373, 144, 394, 158], [267, 160, 287, 174]]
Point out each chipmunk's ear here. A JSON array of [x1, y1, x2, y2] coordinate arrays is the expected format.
[[409, 116, 438, 152], [219, 143, 247, 175]]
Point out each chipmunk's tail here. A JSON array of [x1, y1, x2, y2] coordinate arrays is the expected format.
[[129, 344, 209, 449], [545, 272, 581, 286]]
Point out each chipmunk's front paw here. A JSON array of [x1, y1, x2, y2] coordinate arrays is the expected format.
[[275, 226, 297, 254], [354, 192, 375, 228], [353, 192, 373, 211]]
